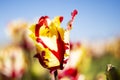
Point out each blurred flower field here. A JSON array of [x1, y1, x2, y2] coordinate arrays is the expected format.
[[0, 10, 120, 80]]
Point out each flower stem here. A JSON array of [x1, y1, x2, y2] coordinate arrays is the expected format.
[[54, 70, 58, 80]]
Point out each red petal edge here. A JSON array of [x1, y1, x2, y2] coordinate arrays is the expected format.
[[35, 16, 49, 37]]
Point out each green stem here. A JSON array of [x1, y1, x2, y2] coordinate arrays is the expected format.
[[54, 70, 58, 80]]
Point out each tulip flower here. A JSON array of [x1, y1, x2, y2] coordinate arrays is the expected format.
[[7, 20, 35, 51], [29, 10, 78, 73], [7, 20, 27, 43], [0, 45, 27, 79]]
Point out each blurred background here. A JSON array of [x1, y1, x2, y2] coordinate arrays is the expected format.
[[0, 0, 120, 80]]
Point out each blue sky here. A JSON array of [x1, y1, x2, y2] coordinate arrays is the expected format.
[[0, 0, 120, 44]]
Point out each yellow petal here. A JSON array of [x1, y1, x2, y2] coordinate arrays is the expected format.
[[39, 36, 57, 51], [64, 30, 70, 43], [29, 24, 36, 33], [57, 27, 65, 41], [43, 48, 60, 68], [52, 16, 61, 27]]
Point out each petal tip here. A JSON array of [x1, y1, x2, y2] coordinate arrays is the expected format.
[[71, 9, 78, 17], [59, 16, 64, 23]]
